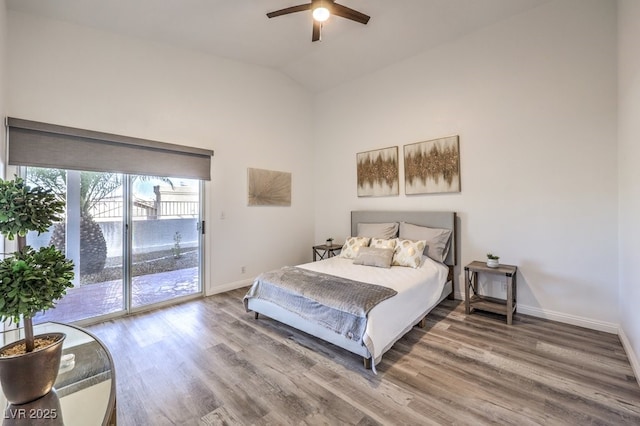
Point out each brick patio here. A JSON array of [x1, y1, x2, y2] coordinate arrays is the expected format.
[[33, 267, 199, 324]]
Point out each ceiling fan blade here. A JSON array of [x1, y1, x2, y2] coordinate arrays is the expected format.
[[312, 21, 321, 41], [331, 3, 370, 24], [266, 4, 312, 19]]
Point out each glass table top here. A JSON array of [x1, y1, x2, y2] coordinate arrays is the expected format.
[[1, 322, 116, 426]]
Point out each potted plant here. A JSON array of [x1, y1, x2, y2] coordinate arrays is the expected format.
[[0, 176, 75, 405], [486, 253, 500, 268], [326, 237, 334, 247], [172, 231, 182, 259]]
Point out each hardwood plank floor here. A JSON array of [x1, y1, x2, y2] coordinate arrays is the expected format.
[[87, 288, 640, 425]]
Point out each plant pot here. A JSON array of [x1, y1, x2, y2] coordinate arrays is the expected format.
[[487, 259, 499, 268], [0, 333, 66, 405]]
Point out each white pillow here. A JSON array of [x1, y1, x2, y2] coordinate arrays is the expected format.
[[399, 222, 452, 263], [340, 236, 371, 259], [392, 239, 427, 268], [356, 222, 399, 239], [369, 238, 397, 250], [353, 247, 394, 268]]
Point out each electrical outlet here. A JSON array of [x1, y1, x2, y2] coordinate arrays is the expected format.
[[241, 266, 246, 274], [502, 282, 507, 292]]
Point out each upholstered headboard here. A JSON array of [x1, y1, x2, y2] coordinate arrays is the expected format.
[[351, 210, 457, 266]]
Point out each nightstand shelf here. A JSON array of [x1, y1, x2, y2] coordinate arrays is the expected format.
[[468, 295, 515, 316], [465, 261, 518, 324]]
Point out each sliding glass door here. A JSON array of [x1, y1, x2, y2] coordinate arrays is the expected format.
[[23, 167, 202, 324], [130, 176, 201, 309], [26, 168, 126, 323]]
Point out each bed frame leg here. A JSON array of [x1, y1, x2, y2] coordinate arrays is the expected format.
[[447, 266, 456, 300], [363, 357, 372, 370], [417, 317, 427, 328], [254, 312, 259, 320]]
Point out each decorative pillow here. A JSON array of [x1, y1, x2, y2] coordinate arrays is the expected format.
[[356, 222, 399, 239], [353, 247, 394, 268], [369, 238, 397, 250], [399, 222, 452, 263], [340, 236, 371, 259], [392, 239, 427, 268]]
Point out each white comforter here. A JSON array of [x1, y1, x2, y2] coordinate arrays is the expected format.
[[298, 255, 449, 365]]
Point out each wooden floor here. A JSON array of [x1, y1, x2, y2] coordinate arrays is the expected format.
[[87, 288, 640, 425]]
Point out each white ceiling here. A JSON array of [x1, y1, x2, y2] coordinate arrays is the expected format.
[[6, 0, 551, 92]]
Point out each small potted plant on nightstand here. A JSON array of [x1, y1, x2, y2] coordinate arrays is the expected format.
[[486, 253, 500, 268], [326, 237, 334, 247]]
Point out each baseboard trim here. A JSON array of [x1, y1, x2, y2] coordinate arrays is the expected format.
[[618, 326, 640, 387], [453, 291, 618, 334], [515, 305, 618, 334], [206, 278, 254, 296]]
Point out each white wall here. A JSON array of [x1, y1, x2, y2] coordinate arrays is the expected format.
[[618, 0, 640, 381], [6, 11, 316, 295], [0, 0, 6, 259], [314, 0, 619, 332], [0, 0, 6, 180]]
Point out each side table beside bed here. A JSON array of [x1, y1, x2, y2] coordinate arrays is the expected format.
[[465, 261, 518, 325]]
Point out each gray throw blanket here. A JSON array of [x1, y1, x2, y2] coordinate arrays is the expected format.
[[244, 266, 397, 342]]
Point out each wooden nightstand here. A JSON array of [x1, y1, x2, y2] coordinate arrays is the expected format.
[[464, 261, 518, 325], [312, 243, 342, 261]]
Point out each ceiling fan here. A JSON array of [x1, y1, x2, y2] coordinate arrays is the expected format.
[[266, 0, 371, 42]]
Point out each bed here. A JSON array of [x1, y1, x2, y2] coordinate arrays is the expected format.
[[244, 210, 457, 372]]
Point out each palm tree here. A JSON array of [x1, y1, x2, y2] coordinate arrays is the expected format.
[[26, 169, 119, 275], [26, 169, 172, 276]]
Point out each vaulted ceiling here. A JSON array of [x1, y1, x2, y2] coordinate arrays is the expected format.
[[6, 0, 551, 92]]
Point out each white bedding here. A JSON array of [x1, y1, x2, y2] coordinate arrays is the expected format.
[[295, 255, 449, 366]]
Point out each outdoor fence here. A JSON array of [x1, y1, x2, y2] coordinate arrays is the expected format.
[[90, 200, 199, 219], [28, 218, 200, 257]]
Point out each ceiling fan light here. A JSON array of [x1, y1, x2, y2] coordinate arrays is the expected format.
[[312, 7, 330, 22]]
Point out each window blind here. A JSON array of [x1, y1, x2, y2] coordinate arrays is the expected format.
[[6, 117, 213, 180]]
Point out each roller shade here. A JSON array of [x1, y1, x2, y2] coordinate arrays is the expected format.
[[6, 117, 214, 180]]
